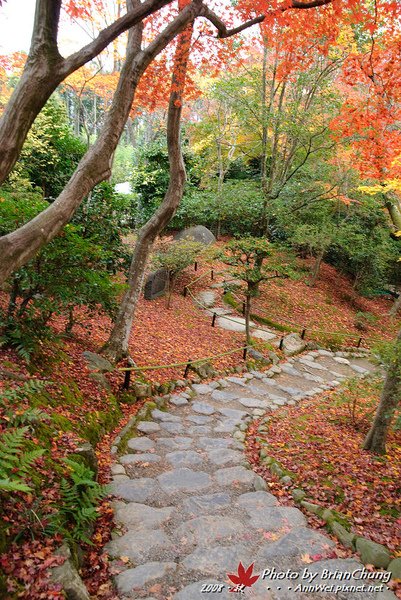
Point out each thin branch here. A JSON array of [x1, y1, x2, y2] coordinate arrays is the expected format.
[[199, 7, 265, 38], [63, 0, 173, 74], [201, 0, 333, 39]]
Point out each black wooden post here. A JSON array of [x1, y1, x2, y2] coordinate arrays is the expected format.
[[279, 337, 284, 350], [301, 328, 306, 340], [211, 269, 214, 280], [243, 347, 248, 360], [212, 313, 217, 327], [183, 286, 188, 297], [184, 360, 192, 378], [194, 261, 198, 271], [357, 337, 363, 348], [123, 368, 131, 390]]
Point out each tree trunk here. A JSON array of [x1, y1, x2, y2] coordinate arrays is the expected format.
[[103, 9, 193, 362], [0, 2, 201, 287], [310, 249, 324, 286], [260, 43, 269, 202], [0, 0, 173, 184], [389, 293, 401, 317], [216, 137, 224, 240], [363, 329, 401, 454], [244, 292, 252, 346], [384, 193, 401, 230]]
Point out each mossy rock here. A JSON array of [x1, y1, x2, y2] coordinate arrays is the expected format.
[[388, 558, 401, 580], [320, 508, 335, 523], [329, 521, 356, 550], [301, 501, 321, 515], [270, 461, 285, 478], [292, 489, 306, 503], [69, 443, 98, 478], [355, 537, 391, 568]]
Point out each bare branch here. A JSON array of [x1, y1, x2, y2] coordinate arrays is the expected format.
[[63, 0, 174, 74], [290, 0, 333, 8], [199, 6, 265, 38], [200, 0, 333, 39]]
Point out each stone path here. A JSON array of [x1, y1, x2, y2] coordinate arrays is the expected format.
[[107, 350, 396, 599]]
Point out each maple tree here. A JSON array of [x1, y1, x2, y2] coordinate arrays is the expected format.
[[0, 0, 338, 288]]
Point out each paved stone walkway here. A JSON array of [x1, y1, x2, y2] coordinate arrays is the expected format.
[[107, 350, 396, 599]]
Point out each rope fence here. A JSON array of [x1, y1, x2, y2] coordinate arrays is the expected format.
[[118, 344, 250, 390], [228, 283, 384, 347], [118, 261, 383, 390]]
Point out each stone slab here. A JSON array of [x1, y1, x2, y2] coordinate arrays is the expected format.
[[127, 437, 155, 452], [165, 450, 204, 468], [151, 409, 181, 422], [157, 468, 212, 494], [116, 561, 177, 594], [175, 515, 245, 546], [157, 437, 193, 450], [110, 478, 160, 503], [206, 448, 243, 466], [119, 453, 161, 465], [113, 502, 174, 528], [137, 421, 161, 434], [215, 466, 255, 486], [107, 528, 173, 563], [192, 401, 216, 415], [181, 492, 232, 516]]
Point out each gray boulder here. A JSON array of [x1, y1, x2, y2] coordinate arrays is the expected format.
[[355, 537, 391, 568], [174, 225, 216, 245], [281, 333, 307, 356], [144, 268, 169, 300], [49, 545, 90, 600], [248, 348, 271, 365], [82, 351, 113, 372]]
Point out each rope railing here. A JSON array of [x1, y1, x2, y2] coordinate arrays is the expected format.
[[118, 261, 381, 390], [187, 267, 383, 349], [118, 344, 250, 390]]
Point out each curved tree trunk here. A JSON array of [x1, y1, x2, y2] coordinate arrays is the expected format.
[[0, 0, 173, 185], [0, 2, 201, 287], [103, 5, 193, 362], [363, 329, 401, 454]]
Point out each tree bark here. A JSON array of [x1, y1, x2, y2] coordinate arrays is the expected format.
[[244, 292, 252, 346], [103, 6, 193, 362], [389, 293, 401, 317], [383, 192, 401, 230], [0, 1, 201, 287], [0, 0, 173, 184], [310, 249, 324, 286], [363, 329, 401, 454]]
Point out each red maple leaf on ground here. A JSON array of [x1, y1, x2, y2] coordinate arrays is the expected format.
[[227, 562, 259, 588]]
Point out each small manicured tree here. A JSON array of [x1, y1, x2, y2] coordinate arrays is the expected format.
[[154, 239, 204, 307], [219, 238, 291, 344]]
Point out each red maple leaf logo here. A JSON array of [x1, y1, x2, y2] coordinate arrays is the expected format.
[[227, 562, 259, 591]]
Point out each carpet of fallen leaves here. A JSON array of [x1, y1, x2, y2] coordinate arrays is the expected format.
[[0, 253, 399, 598], [253, 260, 398, 346], [246, 378, 401, 596]]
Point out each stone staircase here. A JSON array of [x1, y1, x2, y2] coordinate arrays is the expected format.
[[106, 349, 396, 600]]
